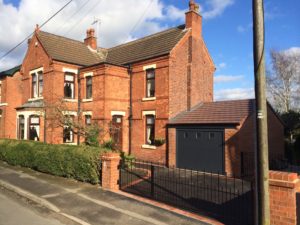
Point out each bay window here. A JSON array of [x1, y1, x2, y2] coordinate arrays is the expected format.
[[18, 115, 25, 140], [29, 115, 40, 141]]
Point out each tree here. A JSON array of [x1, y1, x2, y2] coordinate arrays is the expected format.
[[281, 110, 300, 143], [43, 97, 120, 148], [267, 49, 300, 113]]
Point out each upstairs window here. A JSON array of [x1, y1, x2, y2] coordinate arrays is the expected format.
[[145, 115, 155, 145], [146, 69, 155, 98], [86, 76, 92, 99], [38, 72, 43, 96], [64, 73, 75, 99], [32, 74, 37, 98], [31, 70, 43, 98]]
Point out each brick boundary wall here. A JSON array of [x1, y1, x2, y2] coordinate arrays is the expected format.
[[269, 171, 300, 225], [100, 152, 120, 191]]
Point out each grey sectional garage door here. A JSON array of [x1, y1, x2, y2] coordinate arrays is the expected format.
[[177, 129, 224, 174]]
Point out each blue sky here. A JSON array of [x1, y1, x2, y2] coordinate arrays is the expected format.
[[1, 0, 299, 100]]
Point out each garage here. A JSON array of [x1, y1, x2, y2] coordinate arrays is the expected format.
[[176, 128, 224, 174]]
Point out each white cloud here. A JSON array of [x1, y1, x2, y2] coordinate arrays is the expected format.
[[0, 0, 235, 71], [165, 5, 185, 21], [214, 88, 254, 100], [282, 47, 300, 56], [237, 25, 246, 33], [237, 23, 252, 33], [214, 75, 244, 83], [0, 0, 182, 70], [218, 62, 227, 70], [201, 0, 234, 19]]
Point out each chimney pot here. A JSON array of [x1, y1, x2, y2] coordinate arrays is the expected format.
[[185, 0, 202, 37], [84, 28, 97, 50]]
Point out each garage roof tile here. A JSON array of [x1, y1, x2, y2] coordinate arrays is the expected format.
[[169, 99, 255, 125]]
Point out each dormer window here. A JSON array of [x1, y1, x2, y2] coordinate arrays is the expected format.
[[64, 73, 75, 99], [31, 70, 43, 98], [146, 69, 155, 98]]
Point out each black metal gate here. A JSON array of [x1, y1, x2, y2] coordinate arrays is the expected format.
[[119, 159, 254, 225]]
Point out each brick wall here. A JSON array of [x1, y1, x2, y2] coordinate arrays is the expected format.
[[224, 105, 285, 177], [0, 72, 23, 139], [80, 64, 130, 151], [269, 171, 300, 225], [167, 127, 176, 167]]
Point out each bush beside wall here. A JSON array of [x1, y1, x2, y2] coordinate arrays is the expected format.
[[0, 139, 106, 184]]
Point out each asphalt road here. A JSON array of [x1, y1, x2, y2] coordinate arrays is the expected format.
[[0, 188, 74, 225]]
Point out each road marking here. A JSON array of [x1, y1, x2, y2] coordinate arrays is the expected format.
[[41, 193, 61, 198], [60, 213, 91, 225]]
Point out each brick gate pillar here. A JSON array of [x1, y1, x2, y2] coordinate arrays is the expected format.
[[269, 171, 300, 225], [101, 152, 121, 191]]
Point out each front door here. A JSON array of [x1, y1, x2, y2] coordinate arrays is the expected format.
[[112, 115, 123, 150]]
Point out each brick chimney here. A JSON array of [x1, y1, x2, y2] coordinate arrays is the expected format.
[[84, 28, 97, 50], [185, 0, 202, 38]]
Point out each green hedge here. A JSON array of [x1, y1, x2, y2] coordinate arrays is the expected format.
[[0, 139, 107, 184]]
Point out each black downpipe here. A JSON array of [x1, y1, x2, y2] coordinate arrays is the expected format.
[[128, 65, 133, 155], [77, 69, 81, 145]]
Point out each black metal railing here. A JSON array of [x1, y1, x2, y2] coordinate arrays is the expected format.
[[119, 159, 254, 225]]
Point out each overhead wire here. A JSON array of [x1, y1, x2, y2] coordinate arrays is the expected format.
[[56, 0, 93, 34], [129, 0, 154, 36], [0, 0, 74, 62], [63, 0, 104, 37]]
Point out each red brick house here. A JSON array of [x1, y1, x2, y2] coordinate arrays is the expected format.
[[0, 0, 284, 176], [0, 65, 23, 139]]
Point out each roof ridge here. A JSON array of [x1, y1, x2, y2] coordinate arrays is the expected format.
[[38, 30, 86, 46], [214, 98, 255, 103], [108, 25, 185, 51]]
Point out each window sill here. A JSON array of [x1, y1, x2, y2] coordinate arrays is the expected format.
[[64, 142, 77, 145], [141, 144, 157, 150], [28, 97, 43, 101], [82, 98, 93, 102], [142, 97, 156, 102], [63, 99, 78, 103], [0, 103, 8, 106]]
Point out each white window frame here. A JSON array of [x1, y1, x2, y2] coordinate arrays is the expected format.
[[141, 110, 156, 149], [30, 67, 43, 100], [16, 111, 43, 140]]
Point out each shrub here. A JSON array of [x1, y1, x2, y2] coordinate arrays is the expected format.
[[0, 139, 106, 184], [154, 138, 166, 147], [102, 138, 115, 150]]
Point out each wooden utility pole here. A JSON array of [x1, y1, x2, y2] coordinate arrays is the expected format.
[[252, 0, 270, 224]]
